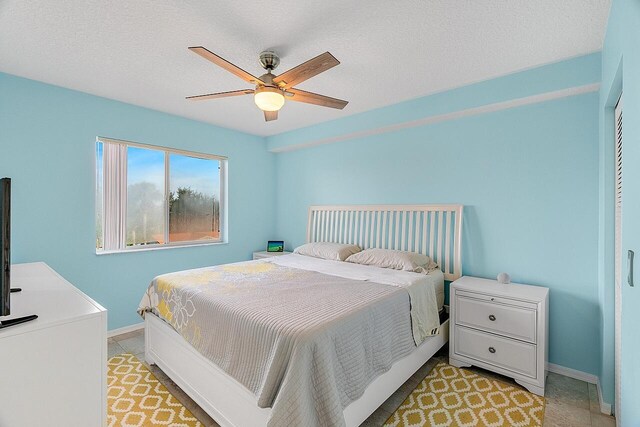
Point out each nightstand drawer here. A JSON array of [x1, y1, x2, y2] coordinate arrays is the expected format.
[[454, 326, 537, 378], [455, 294, 537, 343]]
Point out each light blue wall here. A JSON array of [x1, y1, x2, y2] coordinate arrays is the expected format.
[[1, 51, 609, 393], [599, 0, 640, 419], [0, 72, 276, 330], [267, 53, 601, 152], [273, 62, 601, 376]]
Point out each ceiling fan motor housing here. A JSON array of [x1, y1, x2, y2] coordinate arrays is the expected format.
[[259, 51, 280, 71]]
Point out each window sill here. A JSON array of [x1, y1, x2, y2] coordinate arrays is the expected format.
[[96, 241, 228, 255]]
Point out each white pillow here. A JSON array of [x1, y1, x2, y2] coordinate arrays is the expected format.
[[293, 242, 362, 261], [345, 248, 434, 273]]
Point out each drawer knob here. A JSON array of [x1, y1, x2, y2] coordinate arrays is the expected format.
[[489, 347, 496, 354], [489, 314, 496, 321]]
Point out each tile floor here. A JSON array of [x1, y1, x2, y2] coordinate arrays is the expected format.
[[108, 330, 615, 427]]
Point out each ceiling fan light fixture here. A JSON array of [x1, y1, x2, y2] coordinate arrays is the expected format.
[[254, 86, 285, 112]]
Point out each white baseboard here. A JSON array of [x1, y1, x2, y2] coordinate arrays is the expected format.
[[546, 363, 612, 415], [546, 362, 598, 383], [596, 380, 613, 416], [107, 322, 144, 338]]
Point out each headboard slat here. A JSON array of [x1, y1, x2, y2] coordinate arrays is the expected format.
[[364, 211, 370, 249], [435, 211, 444, 271], [445, 211, 452, 276], [307, 204, 463, 281], [407, 211, 413, 252], [403, 211, 409, 251], [393, 213, 399, 250]]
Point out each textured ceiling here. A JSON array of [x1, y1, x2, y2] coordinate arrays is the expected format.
[[0, 0, 610, 137]]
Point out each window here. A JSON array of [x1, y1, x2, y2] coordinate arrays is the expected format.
[[95, 138, 226, 252]]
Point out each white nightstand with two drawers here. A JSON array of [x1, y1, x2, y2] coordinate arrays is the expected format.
[[449, 276, 549, 396]]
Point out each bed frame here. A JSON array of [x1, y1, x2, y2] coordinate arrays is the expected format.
[[145, 204, 463, 427]]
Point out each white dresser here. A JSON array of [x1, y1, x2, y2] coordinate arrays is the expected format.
[[449, 276, 549, 395], [0, 262, 107, 426]]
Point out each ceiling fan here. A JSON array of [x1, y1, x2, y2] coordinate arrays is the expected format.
[[186, 47, 349, 122]]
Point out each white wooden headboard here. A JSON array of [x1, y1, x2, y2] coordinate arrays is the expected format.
[[307, 204, 463, 281]]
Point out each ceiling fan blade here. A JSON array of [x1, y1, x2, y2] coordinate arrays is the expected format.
[[189, 46, 264, 85], [264, 110, 278, 121], [286, 88, 348, 110], [273, 52, 340, 88], [186, 89, 254, 101]]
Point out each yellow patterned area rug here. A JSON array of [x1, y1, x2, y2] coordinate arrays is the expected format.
[[384, 363, 545, 427], [108, 353, 202, 427]]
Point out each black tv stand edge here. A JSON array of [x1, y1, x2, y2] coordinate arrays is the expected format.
[[0, 314, 38, 329]]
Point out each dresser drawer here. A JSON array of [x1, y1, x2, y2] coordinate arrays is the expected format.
[[454, 326, 537, 378], [455, 294, 537, 343]]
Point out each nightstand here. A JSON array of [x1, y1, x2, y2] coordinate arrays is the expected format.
[[449, 276, 549, 396], [252, 251, 292, 260]]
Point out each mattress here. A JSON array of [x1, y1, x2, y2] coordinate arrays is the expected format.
[[138, 254, 443, 427]]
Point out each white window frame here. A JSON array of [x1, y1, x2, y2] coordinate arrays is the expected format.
[[95, 137, 228, 254]]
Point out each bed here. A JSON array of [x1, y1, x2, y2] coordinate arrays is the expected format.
[[141, 204, 463, 427]]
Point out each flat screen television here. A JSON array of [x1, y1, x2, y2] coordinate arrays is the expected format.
[[1, 177, 11, 316], [0, 178, 37, 328]]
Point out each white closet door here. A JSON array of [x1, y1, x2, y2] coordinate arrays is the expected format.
[[614, 95, 622, 423]]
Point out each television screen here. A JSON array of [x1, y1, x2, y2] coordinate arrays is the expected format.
[[0, 178, 10, 316], [267, 240, 284, 252]]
